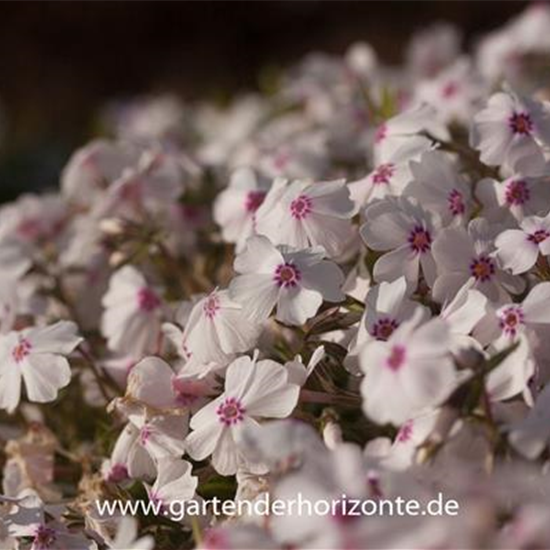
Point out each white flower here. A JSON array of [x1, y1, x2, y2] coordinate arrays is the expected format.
[[61, 139, 140, 206], [477, 175, 550, 222], [346, 277, 430, 372], [476, 282, 550, 347], [440, 280, 487, 355], [163, 288, 260, 370], [509, 382, 550, 459], [0, 321, 82, 413], [101, 266, 164, 359], [185, 353, 300, 475], [413, 58, 485, 124], [229, 236, 345, 326], [254, 178, 355, 258], [470, 89, 550, 174], [144, 457, 198, 522], [360, 196, 440, 290], [213, 167, 269, 252], [373, 103, 444, 164], [406, 150, 473, 225], [359, 311, 456, 426], [106, 517, 154, 550], [348, 158, 412, 209], [496, 212, 550, 274], [432, 218, 525, 303]]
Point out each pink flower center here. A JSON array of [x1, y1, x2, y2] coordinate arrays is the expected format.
[[216, 397, 246, 426], [498, 305, 525, 338], [33, 525, 57, 549], [372, 163, 395, 185], [139, 425, 152, 445], [245, 190, 266, 213], [505, 180, 530, 206], [107, 463, 129, 483], [375, 123, 387, 143], [371, 318, 399, 341], [447, 189, 465, 216], [396, 420, 413, 443], [12, 338, 31, 363], [290, 195, 312, 220], [203, 294, 221, 319], [386, 345, 406, 371], [528, 229, 550, 244], [408, 225, 432, 254], [509, 112, 534, 135], [17, 218, 42, 240], [137, 287, 161, 312], [274, 262, 301, 288], [469, 255, 496, 282], [441, 81, 459, 98]]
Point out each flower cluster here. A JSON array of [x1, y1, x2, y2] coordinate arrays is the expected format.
[[2, 5, 550, 550]]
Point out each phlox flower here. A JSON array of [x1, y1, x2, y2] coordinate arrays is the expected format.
[[406, 150, 473, 225], [61, 139, 140, 207], [509, 382, 550, 459], [475, 282, 550, 348], [360, 196, 441, 289], [163, 288, 260, 371], [185, 353, 300, 475], [346, 277, 430, 373], [101, 266, 164, 359], [106, 517, 154, 550], [229, 235, 345, 326], [213, 167, 269, 252], [373, 103, 445, 165], [470, 89, 550, 174], [477, 175, 550, 222], [440, 280, 487, 355], [413, 58, 485, 124], [496, 212, 550, 274], [348, 156, 413, 209], [144, 458, 198, 522], [0, 321, 82, 413], [254, 178, 355, 258], [359, 311, 456, 426], [432, 218, 525, 303]]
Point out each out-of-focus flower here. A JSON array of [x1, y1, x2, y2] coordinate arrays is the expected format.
[[359, 311, 456, 425], [0, 321, 81, 413]]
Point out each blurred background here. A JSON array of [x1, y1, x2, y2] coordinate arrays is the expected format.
[[0, 1, 529, 203]]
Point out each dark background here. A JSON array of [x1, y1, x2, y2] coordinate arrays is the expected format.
[[0, 1, 529, 202]]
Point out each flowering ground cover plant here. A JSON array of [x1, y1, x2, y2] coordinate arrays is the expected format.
[[4, 5, 550, 549]]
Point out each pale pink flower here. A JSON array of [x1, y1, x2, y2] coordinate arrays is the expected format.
[[61, 139, 140, 206], [432, 218, 525, 303], [163, 288, 260, 370], [373, 103, 444, 165], [348, 158, 413, 209], [477, 175, 550, 222], [360, 196, 441, 289], [359, 311, 456, 425], [346, 277, 430, 373], [496, 212, 550, 274], [254, 178, 355, 258], [144, 458, 198, 522], [470, 89, 550, 174], [185, 353, 300, 475], [101, 266, 164, 359], [406, 150, 473, 225], [213, 167, 269, 252], [413, 58, 485, 124], [229, 235, 345, 326], [0, 321, 82, 413]]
